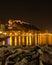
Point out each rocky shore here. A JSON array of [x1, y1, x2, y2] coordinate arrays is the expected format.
[[0, 44, 52, 65]]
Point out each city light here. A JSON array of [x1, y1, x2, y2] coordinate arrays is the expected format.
[[1, 30, 52, 46], [0, 31, 3, 34], [0, 20, 52, 46]]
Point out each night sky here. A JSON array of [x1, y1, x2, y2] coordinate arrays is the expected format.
[[0, 1, 52, 31]]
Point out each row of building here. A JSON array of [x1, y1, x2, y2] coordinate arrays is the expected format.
[[0, 20, 52, 46]]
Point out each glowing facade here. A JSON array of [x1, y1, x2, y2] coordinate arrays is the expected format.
[[2, 30, 52, 46], [0, 20, 52, 46]]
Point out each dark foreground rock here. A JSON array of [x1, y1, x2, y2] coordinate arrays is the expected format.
[[0, 44, 52, 65]]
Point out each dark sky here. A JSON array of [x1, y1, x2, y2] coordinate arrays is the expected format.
[[0, 1, 52, 31]]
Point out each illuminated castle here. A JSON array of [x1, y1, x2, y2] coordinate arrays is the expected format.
[[1, 19, 52, 46], [5, 19, 39, 31]]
